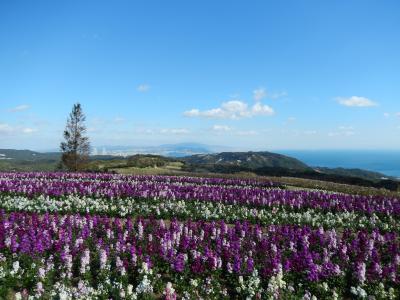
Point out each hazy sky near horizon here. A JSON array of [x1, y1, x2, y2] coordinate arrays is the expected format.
[[1, 0, 400, 151]]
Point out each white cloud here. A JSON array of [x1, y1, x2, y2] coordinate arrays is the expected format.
[[210, 124, 260, 136], [22, 128, 37, 134], [343, 131, 355, 136], [384, 112, 390, 118], [9, 104, 30, 112], [253, 88, 266, 101], [252, 102, 274, 115], [113, 117, 125, 123], [223, 100, 248, 113], [0, 123, 37, 135], [328, 126, 355, 137], [87, 127, 98, 133], [137, 84, 150, 92], [337, 96, 377, 107], [135, 127, 190, 135], [135, 128, 155, 135], [338, 126, 354, 131], [160, 128, 190, 135], [235, 130, 258, 136], [304, 130, 317, 135], [183, 109, 201, 117], [269, 91, 287, 99], [253, 87, 287, 101], [211, 125, 232, 132], [0, 123, 13, 134], [184, 100, 274, 120]]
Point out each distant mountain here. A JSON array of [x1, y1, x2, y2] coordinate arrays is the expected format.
[[314, 167, 391, 181], [0, 149, 60, 161], [182, 151, 311, 171], [0, 149, 118, 171], [92, 143, 230, 157], [0, 149, 61, 171], [158, 143, 212, 155]]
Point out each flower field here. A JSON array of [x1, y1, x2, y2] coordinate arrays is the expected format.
[[0, 172, 399, 299]]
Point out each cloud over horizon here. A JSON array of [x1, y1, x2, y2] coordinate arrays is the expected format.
[[0, 123, 38, 135], [211, 125, 232, 132], [160, 128, 190, 135], [328, 126, 355, 137]]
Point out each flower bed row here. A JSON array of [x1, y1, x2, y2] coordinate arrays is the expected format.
[[0, 172, 278, 188], [0, 211, 399, 299], [0, 194, 398, 231], [1, 176, 399, 216]]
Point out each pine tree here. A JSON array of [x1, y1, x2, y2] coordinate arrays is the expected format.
[[60, 103, 91, 171]]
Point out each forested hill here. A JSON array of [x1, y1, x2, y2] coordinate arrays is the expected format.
[[182, 151, 311, 171]]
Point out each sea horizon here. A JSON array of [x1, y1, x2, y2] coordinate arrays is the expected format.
[[277, 149, 400, 178]]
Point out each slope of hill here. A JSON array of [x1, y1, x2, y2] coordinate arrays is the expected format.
[[315, 167, 390, 181], [0, 149, 116, 171], [0, 149, 60, 171], [182, 151, 311, 171], [0, 149, 60, 161]]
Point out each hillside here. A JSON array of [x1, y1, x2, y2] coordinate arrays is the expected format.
[[182, 151, 311, 171], [0, 149, 116, 171], [0, 149, 60, 161], [0, 149, 60, 171], [315, 167, 390, 181]]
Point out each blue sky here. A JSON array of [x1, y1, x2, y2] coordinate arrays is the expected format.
[[1, 0, 399, 151]]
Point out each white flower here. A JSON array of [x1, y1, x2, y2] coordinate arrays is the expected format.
[[136, 275, 153, 294], [37, 281, 44, 293], [321, 282, 329, 291], [99, 249, 108, 269], [351, 286, 368, 299], [59, 290, 69, 300], [332, 291, 339, 300], [190, 279, 198, 287], [13, 261, 20, 273], [127, 284, 134, 295], [38, 267, 46, 279], [138, 222, 144, 239]]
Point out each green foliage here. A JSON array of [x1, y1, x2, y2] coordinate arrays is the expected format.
[[60, 103, 91, 171], [126, 155, 170, 168]]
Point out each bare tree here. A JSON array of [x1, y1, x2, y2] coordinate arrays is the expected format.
[[60, 103, 91, 171]]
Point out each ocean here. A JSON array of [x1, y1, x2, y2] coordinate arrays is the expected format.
[[276, 150, 400, 178]]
